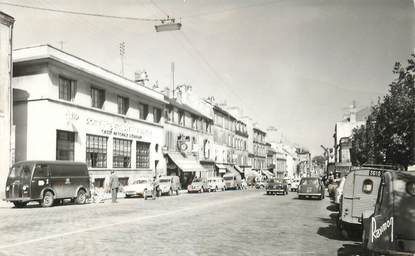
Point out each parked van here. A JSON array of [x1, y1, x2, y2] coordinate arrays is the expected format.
[[362, 170, 415, 255], [158, 176, 180, 196], [338, 166, 390, 236], [223, 172, 242, 190], [5, 161, 90, 207]]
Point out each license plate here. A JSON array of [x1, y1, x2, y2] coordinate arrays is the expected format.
[[369, 170, 382, 177], [307, 188, 312, 193]]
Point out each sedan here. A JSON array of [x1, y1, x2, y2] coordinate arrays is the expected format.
[[297, 177, 325, 200], [266, 178, 289, 195]]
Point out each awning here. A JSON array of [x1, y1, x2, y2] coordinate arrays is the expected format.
[[216, 163, 228, 174], [262, 170, 274, 178], [167, 152, 207, 172], [245, 168, 260, 177], [234, 165, 244, 174]]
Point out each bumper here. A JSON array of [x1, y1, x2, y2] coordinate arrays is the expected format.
[[267, 189, 286, 193], [298, 193, 322, 197], [125, 191, 144, 196], [187, 188, 202, 193], [6, 197, 32, 202]]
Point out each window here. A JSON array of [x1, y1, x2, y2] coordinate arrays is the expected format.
[[191, 115, 197, 129], [178, 111, 185, 126], [56, 130, 75, 160], [153, 107, 162, 123], [113, 138, 131, 168], [139, 103, 148, 120], [91, 87, 105, 109], [362, 179, 373, 194], [136, 141, 150, 168], [117, 96, 129, 115], [86, 134, 107, 168], [59, 76, 76, 101]]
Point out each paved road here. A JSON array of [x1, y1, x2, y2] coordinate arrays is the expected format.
[[0, 190, 365, 256]]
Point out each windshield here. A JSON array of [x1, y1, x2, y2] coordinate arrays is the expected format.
[[301, 178, 319, 186], [193, 178, 203, 182], [133, 179, 149, 184], [224, 176, 234, 181], [269, 179, 283, 183], [159, 179, 171, 183], [9, 163, 33, 179]]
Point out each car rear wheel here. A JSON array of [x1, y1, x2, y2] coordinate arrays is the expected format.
[[41, 191, 54, 207], [13, 201, 27, 208], [76, 189, 87, 204]]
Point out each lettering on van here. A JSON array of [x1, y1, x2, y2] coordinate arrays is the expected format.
[[371, 216, 393, 243], [369, 170, 382, 177]]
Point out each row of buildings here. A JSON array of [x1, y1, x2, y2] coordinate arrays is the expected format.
[[0, 12, 307, 192]]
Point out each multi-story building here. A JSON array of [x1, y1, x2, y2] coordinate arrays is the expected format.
[[163, 87, 214, 187], [0, 12, 14, 198], [266, 142, 276, 175], [297, 148, 311, 177], [12, 45, 167, 187], [252, 127, 267, 171], [205, 99, 248, 178]]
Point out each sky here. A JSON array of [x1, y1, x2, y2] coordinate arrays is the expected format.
[[1, 0, 414, 155]]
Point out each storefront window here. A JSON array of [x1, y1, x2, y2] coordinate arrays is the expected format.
[[86, 134, 107, 168], [113, 138, 131, 168], [136, 141, 150, 168], [56, 130, 75, 160]]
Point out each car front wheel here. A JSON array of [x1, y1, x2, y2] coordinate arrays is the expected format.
[[76, 189, 87, 204], [41, 191, 54, 207]]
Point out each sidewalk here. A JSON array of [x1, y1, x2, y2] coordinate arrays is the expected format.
[[0, 200, 13, 208]]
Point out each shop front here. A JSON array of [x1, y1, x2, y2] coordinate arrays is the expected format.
[[165, 152, 207, 188]]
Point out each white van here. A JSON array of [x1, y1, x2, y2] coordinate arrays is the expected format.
[[338, 166, 392, 237]]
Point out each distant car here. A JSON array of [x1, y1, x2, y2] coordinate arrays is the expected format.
[[124, 177, 152, 198], [188, 177, 209, 193], [158, 176, 180, 196], [334, 177, 346, 206], [223, 172, 242, 190], [208, 177, 226, 192], [266, 178, 288, 195], [255, 180, 268, 189], [297, 177, 325, 200], [362, 170, 415, 255], [291, 178, 301, 192]]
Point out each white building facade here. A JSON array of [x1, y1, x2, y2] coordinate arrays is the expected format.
[[12, 45, 167, 186], [0, 12, 14, 198]]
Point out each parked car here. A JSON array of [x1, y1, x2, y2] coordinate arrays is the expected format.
[[187, 177, 209, 193], [266, 178, 289, 195], [158, 176, 180, 196], [297, 177, 325, 200], [223, 172, 242, 190], [208, 177, 226, 192], [124, 177, 152, 198], [338, 167, 387, 237], [334, 177, 346, 206], [362, 170, 415, 255], [291, 178, 301, 192], [5, 161, 90, 208], [255, 180, 268, 189]]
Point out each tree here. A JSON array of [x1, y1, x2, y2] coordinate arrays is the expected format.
[[350, 54, 415, 168]]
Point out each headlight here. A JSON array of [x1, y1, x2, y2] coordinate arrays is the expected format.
[[6, 186, 10, 191], [22, 185, 29, 191]]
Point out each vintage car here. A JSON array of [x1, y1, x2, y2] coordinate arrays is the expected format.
[[266, 178, 288, 195], [255, 180, 268, 189], [362, 170, 415, 255], [338, 167, 387, 237], [124, 177, 152, 198], [208, 177, 226, 192], [297, 177, 325, 200], [158, 176, 180, 196], [223, 172, 242, 190], [187, 177, 209, 193], [291, 178, 301, 192]]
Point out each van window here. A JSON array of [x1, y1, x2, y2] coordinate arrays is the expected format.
[[34, 164, 50, 177], [407, 182, 415, 196], [362, 179, 373, 194]]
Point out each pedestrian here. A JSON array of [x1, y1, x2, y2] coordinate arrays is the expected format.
[[109, 170, 119, 203]]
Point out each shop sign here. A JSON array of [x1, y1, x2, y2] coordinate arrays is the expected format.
[[86, 117, 152, 139]]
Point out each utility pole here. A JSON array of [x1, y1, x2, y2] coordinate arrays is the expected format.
[[120, 42, 125, 76], [171, 62, 175, 98]]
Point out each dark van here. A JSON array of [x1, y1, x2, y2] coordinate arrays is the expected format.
[[5, 161, 90, 208]]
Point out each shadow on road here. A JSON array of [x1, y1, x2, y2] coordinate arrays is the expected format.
[[317, 204, 366, 255]]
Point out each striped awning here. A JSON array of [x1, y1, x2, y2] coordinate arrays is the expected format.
[[167, 152, 207, 172], [262, 170, 275, 178]]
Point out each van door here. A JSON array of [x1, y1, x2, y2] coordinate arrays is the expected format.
[[351, 170, 382, 219], [50, 164, 75, 199], [31, 164, 51, 199]]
